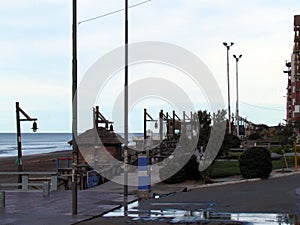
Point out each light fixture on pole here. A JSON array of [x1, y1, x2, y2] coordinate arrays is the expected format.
[[141, 108, 158, 198], [223, 42, 234, 134], [233, 54, 242, 138], [144, 108, 158, 140], [16, 102, 38, 187]]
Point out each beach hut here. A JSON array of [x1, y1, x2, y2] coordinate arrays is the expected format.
[[69, 127, 124, 165], [68, 106, 124, 165], [77, 127, 123, 163]]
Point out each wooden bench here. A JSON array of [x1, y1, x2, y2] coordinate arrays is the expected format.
[[0, 172, 58, 191]]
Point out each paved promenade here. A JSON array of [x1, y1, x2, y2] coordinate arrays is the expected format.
[[0, 170, 300, 225], [0, 185, 137, 225]]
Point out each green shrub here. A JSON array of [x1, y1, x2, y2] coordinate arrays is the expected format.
[[239, 147, 272, 179], [159, 155, 200, 184]]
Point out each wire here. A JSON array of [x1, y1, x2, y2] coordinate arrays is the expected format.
[[78, 0, 152, 25], [240, 101, 284, 112]]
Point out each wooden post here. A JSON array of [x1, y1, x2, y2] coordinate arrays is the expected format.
[[0, 191, 5, 208], [51, 175, 57, 191], [16, 102, 22, 187], [159, 110, 163, 156], [22, 175, 29, 191]]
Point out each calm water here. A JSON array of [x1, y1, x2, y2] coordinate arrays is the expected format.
[[0, 132, 144, 157], [0, 133, 72, 157]]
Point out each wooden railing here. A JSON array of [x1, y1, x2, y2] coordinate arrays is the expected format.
[[0, 172, 57, 191]]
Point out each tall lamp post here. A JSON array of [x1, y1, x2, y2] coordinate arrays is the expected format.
[[223, 42, 234, 134], [16, 102, 38, 186], [72, 0, 79, 215], [124, 0, 129, 198], [233, 54, 242, 138]]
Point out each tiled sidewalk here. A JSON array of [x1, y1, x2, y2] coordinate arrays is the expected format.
[[0, 190, 135, 225]]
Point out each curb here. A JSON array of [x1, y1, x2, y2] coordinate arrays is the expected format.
[[185, 170, 300, 192]]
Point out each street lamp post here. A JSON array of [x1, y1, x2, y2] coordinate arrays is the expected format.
[[223, 42, 234, 134], [72, 0, 79, 215], [124, 0, 129, 198], [140, 109, 158, 198], [16, 102, 38, 187], [233, 54, 242, 138]]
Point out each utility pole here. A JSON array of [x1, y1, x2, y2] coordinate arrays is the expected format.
[[233, 54, 242, 138], [223, 42, 234, 134], [124, 0, 129, 198], [72, 0, 78, 215]]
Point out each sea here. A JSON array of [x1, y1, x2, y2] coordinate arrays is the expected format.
[[0, 133, 72, 158], [0, 132, 144, 158]]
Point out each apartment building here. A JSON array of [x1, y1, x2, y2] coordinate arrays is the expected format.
[[285, 15, 300, 129]]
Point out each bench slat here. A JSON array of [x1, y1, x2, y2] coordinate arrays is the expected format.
[[29, 178, 51, 181], [0, 172, 57, 175], [0, 183, 21, 187]]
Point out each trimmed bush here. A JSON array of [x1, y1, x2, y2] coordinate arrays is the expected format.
[[239, 147, 272, 179], [159, 155, 200, 184]]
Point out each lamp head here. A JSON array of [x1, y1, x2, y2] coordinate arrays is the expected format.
[[31, 121, 38, 132], [109, 124, 114, 131], [233, 54, 242, 61], [154, 121, 158, 129], [223, 42, 234, 49]]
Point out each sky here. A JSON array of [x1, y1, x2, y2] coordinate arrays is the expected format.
[[0, 0, 299, 133]]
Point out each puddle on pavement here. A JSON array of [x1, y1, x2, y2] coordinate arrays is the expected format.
[[103, 200, 297, 224]]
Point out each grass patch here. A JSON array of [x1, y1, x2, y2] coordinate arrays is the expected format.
[[208, 157, 299, 179], [210, 160, 241, 178], [270, 146, 300, 154], [272, 156, 299, 170]]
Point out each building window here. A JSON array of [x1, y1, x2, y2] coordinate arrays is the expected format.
[[295, 105, 300, 113]]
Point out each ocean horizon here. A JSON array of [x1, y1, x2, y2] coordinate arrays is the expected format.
[[0, 133, 72, 158], [0, 132, 144, 158]]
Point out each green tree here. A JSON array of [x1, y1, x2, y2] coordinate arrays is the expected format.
[[197, 110, 211, 150], [220, 134, 241, 157], [213, 109, 241, 157], [248, 132, 261, 140], [277, 122, 296, 147], [198, 109, 227, 181]]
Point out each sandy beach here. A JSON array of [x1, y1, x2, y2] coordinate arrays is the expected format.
[[0, 150, 72, 186]]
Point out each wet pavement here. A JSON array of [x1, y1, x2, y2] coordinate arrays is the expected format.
[[79, 171, 300, 225], [1, 170, 300, 225], [0, 190, 136, 225], [102, 200, 297, 224]]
